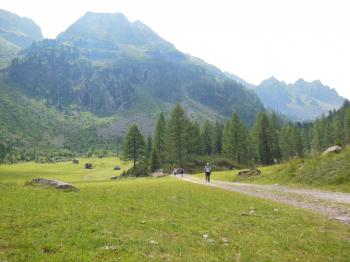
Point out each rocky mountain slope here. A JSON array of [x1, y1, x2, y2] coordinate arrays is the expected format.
[[0, 9, 43, 67], [6, 12, 264, 124], [0, 11, 265, 153], [226, 74, 344, 121]]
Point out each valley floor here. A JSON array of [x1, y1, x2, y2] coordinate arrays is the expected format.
[[179, 174, 350, 223], [1, 159, 350, 261]]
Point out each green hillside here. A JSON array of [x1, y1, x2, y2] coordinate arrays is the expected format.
[[0, 78, 123, 160]]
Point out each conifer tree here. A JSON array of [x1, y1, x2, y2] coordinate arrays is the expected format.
[[269, 113, 281, 161], [223, 113, 248, 163], [149, 147, 160, 173], [213, 121, 223, 155], [123, 124, 146, 167], [344, 107, 350, 144], [186, 122, 203, 156], [201, 120, 214, 155], [146, 135, 152, 159], [167, 104, 190, 167], [252, 112, 274, 165], [153, 113, 166, 166]]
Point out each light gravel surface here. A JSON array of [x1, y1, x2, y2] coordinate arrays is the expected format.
[[177, 174, 350, 223]]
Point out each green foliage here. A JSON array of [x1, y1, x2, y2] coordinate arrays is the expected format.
[[153, 113, 166, 166], [167, 104, 191, 167], [123, 124, 146, 167], [201, 120, 214, 155], [222, 113, 249, 164], [252, 113, 274, 165], [149, 147, 160, 173]]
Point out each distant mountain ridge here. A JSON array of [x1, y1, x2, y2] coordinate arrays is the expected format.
[[226, 74, 344, 121], [0, 9, 43, 67]]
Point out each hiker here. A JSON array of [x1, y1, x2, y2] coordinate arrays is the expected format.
[[204, 163, 212, 182], [181, 169, 184, 178]]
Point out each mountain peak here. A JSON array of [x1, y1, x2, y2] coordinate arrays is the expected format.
[[58, 11, 169, 50], [0, 9, 43, 48]]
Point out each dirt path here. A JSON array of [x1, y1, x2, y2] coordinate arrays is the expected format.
[[176, 174, 350, 223]]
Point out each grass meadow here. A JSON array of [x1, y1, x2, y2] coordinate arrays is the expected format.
[[0, 158, 350, 261], [196, 148, 350, 193]]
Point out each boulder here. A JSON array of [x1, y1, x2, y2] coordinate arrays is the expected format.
[[322, 145, 342, 155], [30, 178, 78, 191], [172, 168, 187, 175], [85, 163, 93, 169], [152, 169, 166, 178], [237, 168, 261, 178], [110, 176, 119, 180], [72, 159, 79, 164], [113, 165, 121, 170]]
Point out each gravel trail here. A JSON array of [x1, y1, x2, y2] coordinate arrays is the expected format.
[[176, 174, 350, 223]]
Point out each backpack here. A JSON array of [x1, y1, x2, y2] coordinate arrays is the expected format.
[[205, 165, 211, 172]]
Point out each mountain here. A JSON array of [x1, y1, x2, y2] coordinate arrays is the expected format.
[[6, 12, 264, 124], [255, 77, 344, 121], [0, 9, 43, 67], [225, 73, 344, 121], [0, 11, 265, 154]]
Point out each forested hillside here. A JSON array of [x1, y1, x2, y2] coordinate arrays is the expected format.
[[120, 101, 350, 175]]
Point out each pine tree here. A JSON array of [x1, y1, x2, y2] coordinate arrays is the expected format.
[[344, 107, 350, 144], [186, 122, 203, 156], [252, 112, 274, 165], [213, 121, 223, 155], [222, 113, 248, 163], [153, 113, 166, 166], [167, 104, 190, 167], [146, 135, 152, 159], [332, 115, 343, 145], [0, 142, 6, 164], [149, 147, 160, 173], [311, 119, 324, 152], [201, 120, 214, 155], [123, 124, 146, 167], [269, 113, 281, 161]]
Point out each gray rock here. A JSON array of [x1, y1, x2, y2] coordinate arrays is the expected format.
[[113, 165, 121, 170], [85, 163, 93, 169], [152, 169, 166, 178], [237, 168, 261, 178], [72, 159, 79, 164], [30, 178, 78, 191], [322, 145, 342, 155]]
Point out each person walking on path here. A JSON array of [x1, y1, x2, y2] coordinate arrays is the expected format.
[[180, 169, 184, 178], [204, 163, 212, 182]]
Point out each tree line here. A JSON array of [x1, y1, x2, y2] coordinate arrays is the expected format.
[[122, 101, 350, 174]]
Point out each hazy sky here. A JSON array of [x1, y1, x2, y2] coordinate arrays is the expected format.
[[1, 0, 350, 98]]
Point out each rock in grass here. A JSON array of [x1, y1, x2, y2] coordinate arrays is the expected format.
[[30, 178, 78, 191], [152, 169, 167, 178], [85, 163, 93, 169], [322, 145, 342, 155], [237, 168, 261, 178], [113, 165, 121, 170]]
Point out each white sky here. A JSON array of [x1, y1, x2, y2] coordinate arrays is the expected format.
[[1, 0, 350, 98]]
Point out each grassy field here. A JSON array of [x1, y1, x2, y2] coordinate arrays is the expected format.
[[195, 148, 350, 193], [1, 158, 350, 261]]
